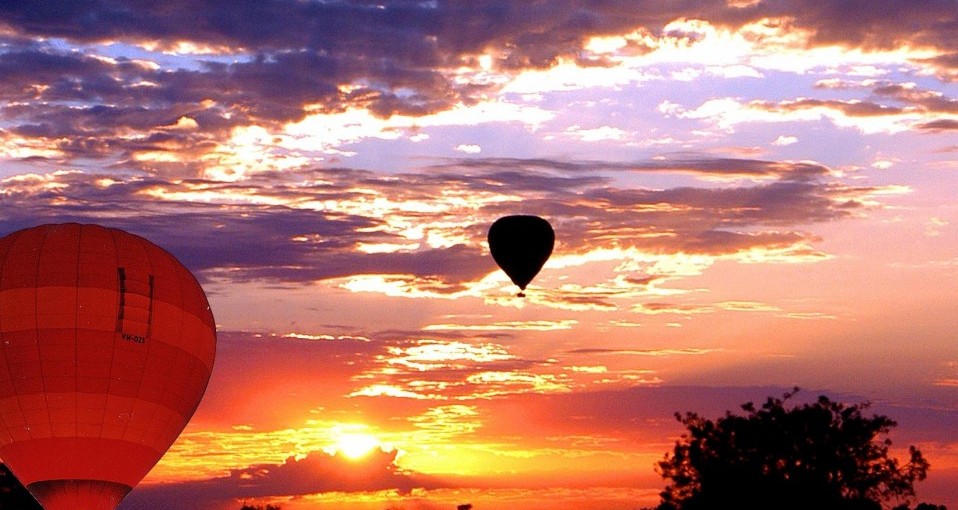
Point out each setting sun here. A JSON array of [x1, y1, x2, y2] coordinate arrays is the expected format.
[[333, 432, 383, 460]]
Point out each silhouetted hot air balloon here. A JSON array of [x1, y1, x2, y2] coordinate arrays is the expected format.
[[0, 223, 216, 510], [487, 215, 555, 297]]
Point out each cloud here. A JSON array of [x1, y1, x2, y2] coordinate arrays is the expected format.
[[383, 340, 517, 370], [567, 347, 721, 357], [918, 119, 958, 131], [441, 156, 832, 181], [0, 154, 893, 301], [0, 168, 492, 290], [763, 1, 957, 57], [423, 320, 578, 332], [120, 449, 444, 510], [563, 125, 628, 142], [925, 216, 949, 237], [454, 144, 482, 154], [345, 334, 571, 401], [0, 1, 955, 176], [671, 80, 958, 134], [4, 2, 955, 65]]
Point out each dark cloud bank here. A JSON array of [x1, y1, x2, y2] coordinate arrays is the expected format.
[[0, 1, 956, 174], [0, 157, 876, 292], [120, 448, 445, 510]]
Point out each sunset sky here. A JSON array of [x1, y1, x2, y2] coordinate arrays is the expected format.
[[1, 1, 958, 509]]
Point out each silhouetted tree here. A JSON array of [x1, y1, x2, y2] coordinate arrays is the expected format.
[[239, 505, 281, 510], [653, 389, 937, 510], [0, 464, 42, 509], [458, 504, 474, 510]]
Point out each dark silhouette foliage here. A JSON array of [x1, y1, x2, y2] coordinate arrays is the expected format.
[[239, 505, 281, 510], [0, 464, 42, 509], [653, 389, 936, 510]]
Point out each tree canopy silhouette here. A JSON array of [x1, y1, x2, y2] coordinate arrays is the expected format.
[[652, 389, 936, 510]]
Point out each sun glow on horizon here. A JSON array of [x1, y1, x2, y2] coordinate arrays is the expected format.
[[330, 430, 387, 460]]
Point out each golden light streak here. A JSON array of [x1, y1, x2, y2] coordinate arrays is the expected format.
[[733, 243, 833, 264], [0, 135, 64, 160], [567, 365, 608, 373], [131, 150, 182, 163], [385, 340, 515, 370], [0, 170, 76, 194], [675, 96, 935, 134], [465, 371, 571, 397], [422, 319, 578, 332], [633, 302, 713, 315], [781, 312, 837, 320], [716, 300, 781, 312], [593, 371, 664, 386], [281, 333, 371, 342], [355, 241, 421, 254], [864, 184, 913, 196], [348, 384, 437, 400], [608, 320, 644, 328], [585, 35, 629, 54], [93, 177, 121, 188], [168, 116, 199, 130], [337, 274, 470, 299], [203, 125, 313, 181], [139, 39, 240, 55], [407, 405, 482, 438], [356, 344, 579, 401], [129, 58, 161, 71], [654, 17, 941, 75]]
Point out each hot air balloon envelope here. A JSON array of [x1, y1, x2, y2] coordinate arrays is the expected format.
[[487, 215, 554, 296], [0, 223, 216, 510]]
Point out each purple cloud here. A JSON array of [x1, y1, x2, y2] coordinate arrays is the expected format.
[[0, 155, 881, 292], [1, 1, 956, 174], [119, 449, 445, 510]]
